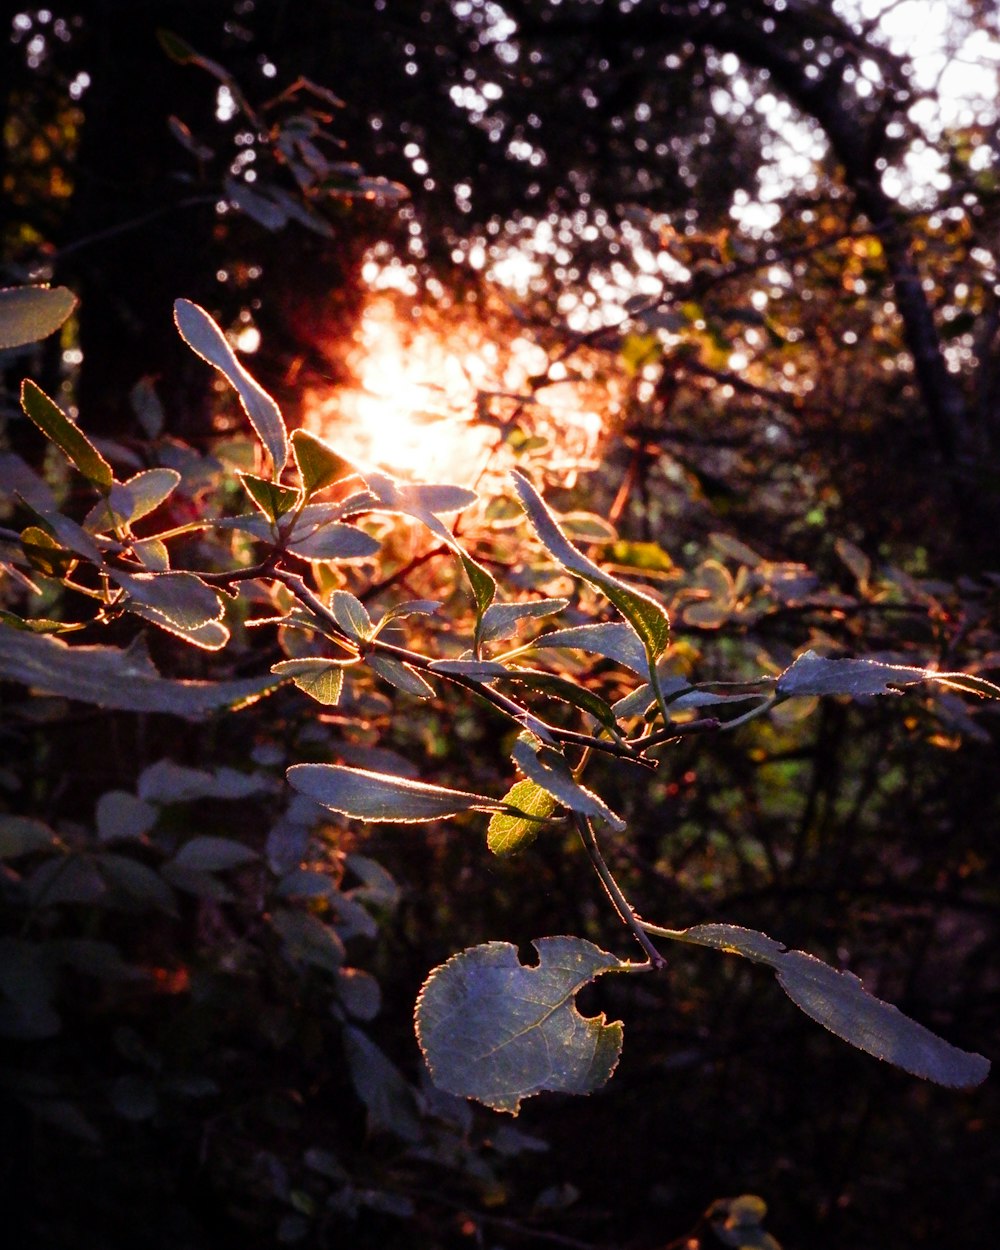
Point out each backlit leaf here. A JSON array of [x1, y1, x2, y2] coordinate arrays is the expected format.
[[777, 651, 1000, 701], [84, 469, 181, 532], [290, 428, 356, 495], [20, 380, 113, 491], [271, 658, 345, 705], [174, 299, 288, 474], [287, 763, 503, 823], [512, 470, 669, 661], [512, 736, 625, 831], [415, 937, 626, 1114], [479, 598, 569, 644], [329, 589, 373, 641], [487, 780, 557, 856], [533, 622, 648, 674], [110, 570, 223, 630], [239, 471, 300, 521], [673, 923, 990, 1089], [366, 654, 434, 698]]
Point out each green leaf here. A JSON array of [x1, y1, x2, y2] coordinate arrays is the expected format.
[[0, 625, 279, 718], [0, 284, 76, 349], [174, 299, 288, 474], [415, 937, 626, 1114], [479, 598, 568, 644], [777, 651, 1000, 701], [487, 780, 557, 856], [512, 736, 625, 831], [287, 763, 504, 823], [290, 428, 355, 495], [271, 658, 346, 705], [511, 470, 669, 661], [329, 590, 373, 642], [20, 380, 113, 491], [672, 924, 990, 1089], [20, 526, 77, 579], [239, 472, 301, 521], [365, 654, 435, 698], [462, 551, 497, 616]]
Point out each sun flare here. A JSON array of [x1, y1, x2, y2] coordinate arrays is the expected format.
[[301, 297, 606, 488]]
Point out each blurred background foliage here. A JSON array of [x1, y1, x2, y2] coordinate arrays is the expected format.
[[1, 2, 999, 1248]]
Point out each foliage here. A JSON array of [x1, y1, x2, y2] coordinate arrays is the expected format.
[[1, 291, 993, 1130], [4, 4, 1000, 1247]]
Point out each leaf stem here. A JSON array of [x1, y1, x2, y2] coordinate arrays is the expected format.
[[573, 813, 665, 968]]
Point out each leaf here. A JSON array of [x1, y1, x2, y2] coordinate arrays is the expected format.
[[0, 816, 58, 859], [415, 937, 626, 1114], [376, 599, 441, 628], [512, 736, 625, 831], [533, 622, 649, 674], [20, 380, 113, 490], [428, 658, 510, 681], [224, 176, 289, 229], [329, 589, 373, 642], [110, 570, 223, 631], [511, 470, 669, 662], [239, 472, 300, 521], [501, 668, 622, 736], [271, 658, 345, 706], [286, 519, 381, 562], [290, 428, 355, 495], [0, 625, 279, 718], [95, 791, 157, 843], [272, 908, 345, 975], [174, 299, 288, 474], [170, 836, 257, 872], [20, 526, 77, 579], [479, 598, 569, 644], [487, 780, 557, 856], [138, 760, 271, 802], [834, 538, 871, 588], [337, 967, 382, 1020], [84, 469, 181, 531], [343, 1024, 422, 1141], [126, 606, 230, 651], [674, 924, 990, 1089], [287, 763, 504, 823], [0, 284, 76, 349], [365, 654, 435, 698], [462, 551, 497, 616], [777, 650, 1000, 701]]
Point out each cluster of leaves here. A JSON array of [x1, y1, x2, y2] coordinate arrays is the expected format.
[[1, 284, 993, 1143]]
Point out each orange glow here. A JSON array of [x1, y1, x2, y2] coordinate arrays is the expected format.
[[301, 297, 606, 488]]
